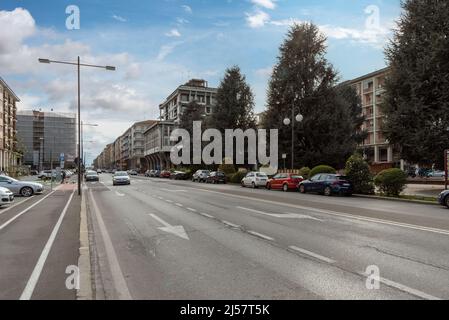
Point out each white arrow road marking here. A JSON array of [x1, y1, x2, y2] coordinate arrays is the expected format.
[[149, 214, 190, 240], [237, 206, 323, 221], [115, 191, 125, 197]]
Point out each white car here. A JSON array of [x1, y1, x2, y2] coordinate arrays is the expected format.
[[241, 172, 269, 189], [0, 187, 14, 207], [113, 171, 131, 186], [429, 170, 445, 178]]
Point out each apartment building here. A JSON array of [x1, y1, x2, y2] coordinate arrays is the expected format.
[[348, 67, 399, 169], [128, 120, 158, 171], [143, 121, 176, 171], [159, 79, 218, 123], [0, 76, 20, 173]]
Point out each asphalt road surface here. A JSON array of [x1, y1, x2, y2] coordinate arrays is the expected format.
[[0, 183, 80, 300], [86, 174, 449, 300]]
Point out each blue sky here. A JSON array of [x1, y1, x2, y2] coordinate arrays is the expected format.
[[0, 0, 402, 164]]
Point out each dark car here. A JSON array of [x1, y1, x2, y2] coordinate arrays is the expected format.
[[206, 171, 227, 184], [160, 170, 171, 179], [267, 173, 304, 192], [170, 171, 188, 180], [298, 174, 353, 196], [439, 190, 449, 209]]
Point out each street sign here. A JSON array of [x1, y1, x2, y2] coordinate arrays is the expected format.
[[60, 153, 65, 162], [282, 154, 287, 159]]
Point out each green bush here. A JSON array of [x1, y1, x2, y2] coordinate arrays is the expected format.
[[218, 164, 236, 175], [309, 165, 336, 179], [298, 167, 311, 179], [374, 168, 407, 197], [230, 171, 247, 184], [345, 154, 374, 195]]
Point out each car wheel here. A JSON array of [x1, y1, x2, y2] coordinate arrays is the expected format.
[[241, 181, 245, 188], [20, 187, 34, 197], [445, 196, 449, 209], [324, 187, 332, 197], [252, 182, 257, 189], [299, 185, 306, 194], [283, 184, 289, 192]]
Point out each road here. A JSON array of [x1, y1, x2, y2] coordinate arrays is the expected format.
[[86, 174, 449, 300], [0, 183, 80, 300]]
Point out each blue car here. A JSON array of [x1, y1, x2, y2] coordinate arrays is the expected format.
[[438, 190, 449, 209], [298, 174, 353, 196]]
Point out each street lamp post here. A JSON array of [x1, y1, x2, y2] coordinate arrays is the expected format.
[[39, 57, 115, 197], [283, 90, 304, 171]]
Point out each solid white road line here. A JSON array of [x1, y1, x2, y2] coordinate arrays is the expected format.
[[247, 231, 275, 241], [222, 220, 241, 229], [20, 190, 76, 300], [0, 196, 35, 216], [186, 187, 449, 236], [89, 189, 132, 300], [0, 191, 56, 231], [288, 246, 336, 264], [358, 272, 441, 300]]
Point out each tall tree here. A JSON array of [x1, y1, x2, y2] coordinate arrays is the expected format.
[[383, 0, 449, 169], [208, 66, 256, 131], [263, 22, 361, 169]]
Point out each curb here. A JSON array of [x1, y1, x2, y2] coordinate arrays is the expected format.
[[353, 194, 440, 206], [77, 192, 93, 300]]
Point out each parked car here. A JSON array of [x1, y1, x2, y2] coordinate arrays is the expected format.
[[0, 175, 44, 197], [85, 171, 100, 182], [113, 171, 131, 186], [128, 170, 139, 176], [38, 170, 56, 180], [97, 169, 102, 174], [160, 170, 172, 179], [170, 171, 188, 180], [206, 171, 227, 184], [192, 170, 210, 183], [241, 172, 269, 189], [299, 174, 353, 196], [429, 170, 445, 178], [0, 187, 14, 207], [30, 170, 39, 176], [439, 190, 449, 209], [267, 173, 304, 192]]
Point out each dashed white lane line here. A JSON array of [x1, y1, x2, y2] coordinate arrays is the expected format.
[[288, 246, 336, 264], [165, 200, 173, 203], [222, 220, 241, 229], [247, 231, 275, 241], [20, 190, 76, 300], [200, 213, 214, 219], [176, 203, 183, 207], [187, 208, 197, 212], [358, 272, 441, 300]]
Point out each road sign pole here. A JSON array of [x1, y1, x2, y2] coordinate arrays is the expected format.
[[445, 150, 448, 190]]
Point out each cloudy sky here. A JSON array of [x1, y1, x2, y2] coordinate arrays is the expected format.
[[0, 0, 401, 164]]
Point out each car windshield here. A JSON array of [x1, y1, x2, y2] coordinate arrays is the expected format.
[[87, 171, 97, 175], [256, 173, 267, 177], [115, 172, 129, 177]]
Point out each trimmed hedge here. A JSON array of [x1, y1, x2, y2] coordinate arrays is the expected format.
[[298, 167, 311, 179], [309, 165, 336, 179], [374, 168, 407, 196], [345, 154, 374, 195], [230, 171, 247, 184], [218, 164, 236, 175]]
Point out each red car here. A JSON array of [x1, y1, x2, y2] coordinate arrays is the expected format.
[[160, 170, 171, 178], [266, 173, 304, 192]]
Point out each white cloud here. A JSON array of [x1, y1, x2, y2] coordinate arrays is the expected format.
[[182, 5, 193, 14], [112, 15, 127, 22], [165, 28, 181, 37], [251, 0, 277, 10], [255, 66, 273, 78], [0, 8, 36, 54], [246, 10, 270, 28], [157, 42, 181, 61]]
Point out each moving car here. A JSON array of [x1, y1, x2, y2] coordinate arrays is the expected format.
[[128, 170, 139, 176], [0, 175, 44, 197], [85, 170, 100, 182], [241, 172, 269, 189], [267, 173, 304, 192], [299, 174, 353, 196], [206, 171, 227, 184], [192, 170, 210, 183], [439, 190, 449, 209], [113, 171, 131, 186], [0, 187, 14, 207]]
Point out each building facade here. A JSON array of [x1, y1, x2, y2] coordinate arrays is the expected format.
[[349, 67, 399, 170], [0, 76, 20, 173], [16, 110, 77, 171], [143, 121, 176, 171]]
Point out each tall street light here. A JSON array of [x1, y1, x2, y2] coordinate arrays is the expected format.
[[39, 57, 115, 196], [283, 88, 305, 171]]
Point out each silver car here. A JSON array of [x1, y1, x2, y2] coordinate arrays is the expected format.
[[0, 176, 44, 197], [113, 171, 131, 186]]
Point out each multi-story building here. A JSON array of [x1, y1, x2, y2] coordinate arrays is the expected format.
[[348, 67, 399, 170], [144, 121, 176, 171], [128, 120, 158, 171], [114, 136, 122, 170], [0, 76, 20, 173], [159, 79, 218, 123], [16, 110, 77, 171]]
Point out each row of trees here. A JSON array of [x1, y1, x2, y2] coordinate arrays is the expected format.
[[180, 0, 449, 170]]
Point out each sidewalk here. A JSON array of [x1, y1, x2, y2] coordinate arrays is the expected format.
[[402, 184, 445, 198]]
